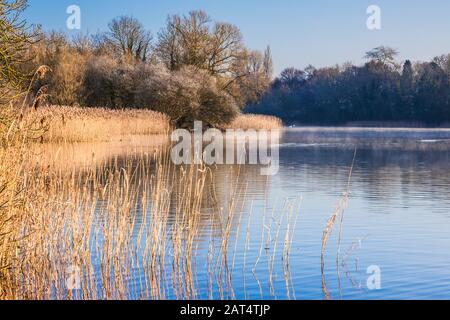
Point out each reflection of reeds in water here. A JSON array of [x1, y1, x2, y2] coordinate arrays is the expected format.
[[0, 144, 299, 300]]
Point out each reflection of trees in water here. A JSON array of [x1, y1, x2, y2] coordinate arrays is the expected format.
[[280, 143, 450, 209], [356, 149, 450, 210]]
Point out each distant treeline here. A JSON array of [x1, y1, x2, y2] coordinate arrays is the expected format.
[[246, 46, 450, 125], [26, 11, 272, 128]]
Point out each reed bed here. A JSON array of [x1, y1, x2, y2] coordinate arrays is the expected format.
[[224, 114, 283, 130], [28, 106, 171, 143], [21, 107, 282, 143], [0, 144, 298, 300]]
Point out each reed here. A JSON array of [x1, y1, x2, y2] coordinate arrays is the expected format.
[[0, 144, 301, 300], [224, 114, 283, 130], [26, 106, 171, 143], [21, 107, 283, 143], [320, 149, 357, 300]]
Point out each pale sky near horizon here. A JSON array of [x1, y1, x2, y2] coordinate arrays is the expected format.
[[23, 0, 450, 75]]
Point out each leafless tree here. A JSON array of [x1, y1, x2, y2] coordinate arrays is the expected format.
[[364, 46, 399, 70], [207, 22, 244, 75], [156, 10, 245, 75], [226, 48, 272, 105], [102, 16, 153, 62], [155, 15, 182, 70]]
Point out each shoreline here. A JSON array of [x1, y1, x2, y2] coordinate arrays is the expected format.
[[27, 106, 283, 143], [285, 126, 450, 132]]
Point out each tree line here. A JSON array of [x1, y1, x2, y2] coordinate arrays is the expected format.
[[25, 11, 272, 128], [246, 46, 450, 126]]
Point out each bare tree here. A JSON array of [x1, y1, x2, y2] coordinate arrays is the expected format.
[[176, 10, 211, 68], [72, 33, 93, 54], [156, 10, 245, 75], [263, 46, 273, 78], [222, 47, 272, 106], [279, 67, 306, 88], [364, 46, 399, 70], [102, 16, 153, 62], [207, 22, 244, 75], [242, 50, 270, 102], [155, 15, 182, 70]]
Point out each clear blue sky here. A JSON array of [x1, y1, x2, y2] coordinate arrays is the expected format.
[[24, 0, 450, 75]]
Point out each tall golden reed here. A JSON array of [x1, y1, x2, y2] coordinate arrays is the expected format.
[[0, 145, 299, 300]]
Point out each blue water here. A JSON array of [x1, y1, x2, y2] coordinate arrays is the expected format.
[[89, 128, 450, 300], [202, 128, 450, 300]]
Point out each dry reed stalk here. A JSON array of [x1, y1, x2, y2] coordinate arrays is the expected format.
[[320, 149, 357, 300], [282, 200, 299, 300], [268, 201, 286, 299], [242, 200, 253, 300]]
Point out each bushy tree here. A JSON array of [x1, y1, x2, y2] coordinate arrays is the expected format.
[[82, 61, 239, 128], [148, 66, 239, 128], [83, 55, 141, 108]]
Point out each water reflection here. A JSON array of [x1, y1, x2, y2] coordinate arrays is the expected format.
[[30, 128, 450, 299]]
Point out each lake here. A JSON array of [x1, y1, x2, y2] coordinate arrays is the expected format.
[[30, 128, 450, 300]]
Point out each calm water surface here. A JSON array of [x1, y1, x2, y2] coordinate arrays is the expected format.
[[70, 128, 450, 300]]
